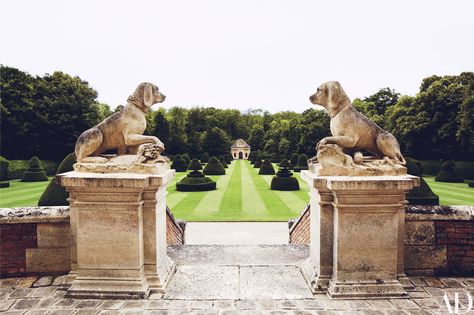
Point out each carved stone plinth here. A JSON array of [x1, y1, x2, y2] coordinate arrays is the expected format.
[[59, 170, 175, 299], [302, 170, 419, 299]]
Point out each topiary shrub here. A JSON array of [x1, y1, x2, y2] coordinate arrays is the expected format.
[[435, 161, 464, 183], [176, 159, 216, 191], [200, 152, 210, 163], [254, 158, 262, 168], [38, 153, 76, 206], [0, 156, 9, 182], [219, 155, 228, 169], [171, 155, 188, 172], [293, 154, 309, 172], [271, 158, 299, 191], [406, 158, 439, 205], [21, 156, 48, 182], [225, 153, 233, 164], [259, 159, 275, 175], [0, 181, 9, 188], [290, 153, 299, 170], [468, 182, 474, 188], [181, 154, 191, 167], [204, 157, 226, 175]]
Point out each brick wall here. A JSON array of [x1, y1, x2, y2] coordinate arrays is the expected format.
[[289, 204, 474, 276], [1, 206, 186, 277], [289, 205, 310, 244], [436, 220, 474, 275], [166, 206, 185, 245], [0, 223, 37, 276]]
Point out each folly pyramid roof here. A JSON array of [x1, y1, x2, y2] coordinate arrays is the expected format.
[[231, 139, 250, 149]]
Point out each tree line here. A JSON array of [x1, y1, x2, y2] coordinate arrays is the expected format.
[[1, 65, 473, 162]]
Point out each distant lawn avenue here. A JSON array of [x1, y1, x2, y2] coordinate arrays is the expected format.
[[167, 160, 309, 221]]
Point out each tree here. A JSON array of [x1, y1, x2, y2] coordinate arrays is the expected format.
[[153, 111, 170, 149], [248, 125, 265, 151], [201, 127, 231, 157], [167, 106, 188, 154]]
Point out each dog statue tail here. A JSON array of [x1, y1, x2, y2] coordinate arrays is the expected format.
[[394, 152, 406, 165]]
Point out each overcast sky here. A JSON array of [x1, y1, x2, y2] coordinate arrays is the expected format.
[[1, 0, 473, 112]]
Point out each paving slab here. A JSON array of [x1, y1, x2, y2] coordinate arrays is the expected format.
[[184, 222, 289, 245], [168, 245, 309, 266], [165, 266, 240, 300], [240, 266, 313, 299]]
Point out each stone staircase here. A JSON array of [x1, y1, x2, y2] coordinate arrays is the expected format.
[[166, 244, 311, 300]]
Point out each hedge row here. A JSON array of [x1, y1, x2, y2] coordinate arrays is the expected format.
[[4, 159, 59, 180], [419, 160, 474, 179]]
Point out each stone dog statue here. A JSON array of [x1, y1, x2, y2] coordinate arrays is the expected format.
[[75, 82, 166, 164], [309, 81, 406, 165]]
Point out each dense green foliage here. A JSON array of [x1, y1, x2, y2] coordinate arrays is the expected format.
[[271, 159, 299, 191], [290, 153, 299, 169], [435, 161, 464, 183], [203, 157, 226, 175], [181, 154, 191, 166], [2, 66, 472, 163], [0, 156, 9, 181], [254, 158, 262, 168], [171, 155, 188, 172], [38, 153, 76, 206], [259, 159, 275, 175], [5, 160, 58, 180], [1, 66, 111, 160], [406, 158, 439, 205], [21, 156, 48, 182], [293, 154, 309, 172], [419, 160, 474, 180]]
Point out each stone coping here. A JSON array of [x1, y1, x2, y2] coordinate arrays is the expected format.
[[406, 205, 474, 221], [0, 206, 70, 224]]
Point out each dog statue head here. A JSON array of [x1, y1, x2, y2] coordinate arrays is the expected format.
[[131, 82, 166, 109], [309, 81, 350, 117]]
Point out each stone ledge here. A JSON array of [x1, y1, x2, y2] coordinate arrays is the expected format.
[[0, 207, 70, 224], [406, 205, 474, 221]]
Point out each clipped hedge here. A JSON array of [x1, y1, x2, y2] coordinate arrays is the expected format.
[[171, 155, 188, 172], [271, 159, 299, 191], [254, 159, 262, 168], [38, 153, 76, 206], [181, 154, 191, 167], [0, 156, 9, 181], [293, 154, 309, 172], [435, 161, 464, 183], [219, 155, 228, 169], [225, 153, 233, 164], [259, 160, 275, 175], [290, 153, 299, 169], [204, 157, 225, 175], [0, 181, 9, 188], [469, 182, 474, 188], [176, 176, 216, 191], [7, 159, 58, 180], [21, 156, 48, 182], [200, 152, 210, 163], [406, 158, 439, 205], [419, 160, 474, 179]]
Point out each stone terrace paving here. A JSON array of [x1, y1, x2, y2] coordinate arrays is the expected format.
[[1, 244, 473, 314], [1, 275, 473, 314]]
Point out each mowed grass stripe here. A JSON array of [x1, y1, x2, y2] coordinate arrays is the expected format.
[[240, 160, 267, 218], [215, 160, 243, 219], [259, 172, 307, 217], [194, 162, 237, 215], [292, 173, 310, 203], [424, 176, 474, 206], [246, 161, 294, 220], [0, 179, 51, 208]]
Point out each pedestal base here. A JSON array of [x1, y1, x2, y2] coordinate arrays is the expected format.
[[301, 258, 330, 293], [66, 276, 149, 299], [328, 279, 407, 299]]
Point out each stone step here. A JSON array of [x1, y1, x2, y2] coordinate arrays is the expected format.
[[167, 244, 309, 266]]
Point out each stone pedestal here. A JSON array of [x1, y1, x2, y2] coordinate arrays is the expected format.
[[59, 170, 175, 299], [302, 171, 419, 299]]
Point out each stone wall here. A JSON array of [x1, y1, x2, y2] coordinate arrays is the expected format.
[[0, 206, 186, 278], [288, 204, 474, 276]]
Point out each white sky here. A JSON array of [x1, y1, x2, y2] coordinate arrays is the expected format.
[[1, 0, 473, 112]]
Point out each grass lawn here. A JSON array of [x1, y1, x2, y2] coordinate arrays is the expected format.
[[1, 165, 473, 221], [0, 178, 52, 208], [423, 176, 474, 206], [167, 160, 309, 221]]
